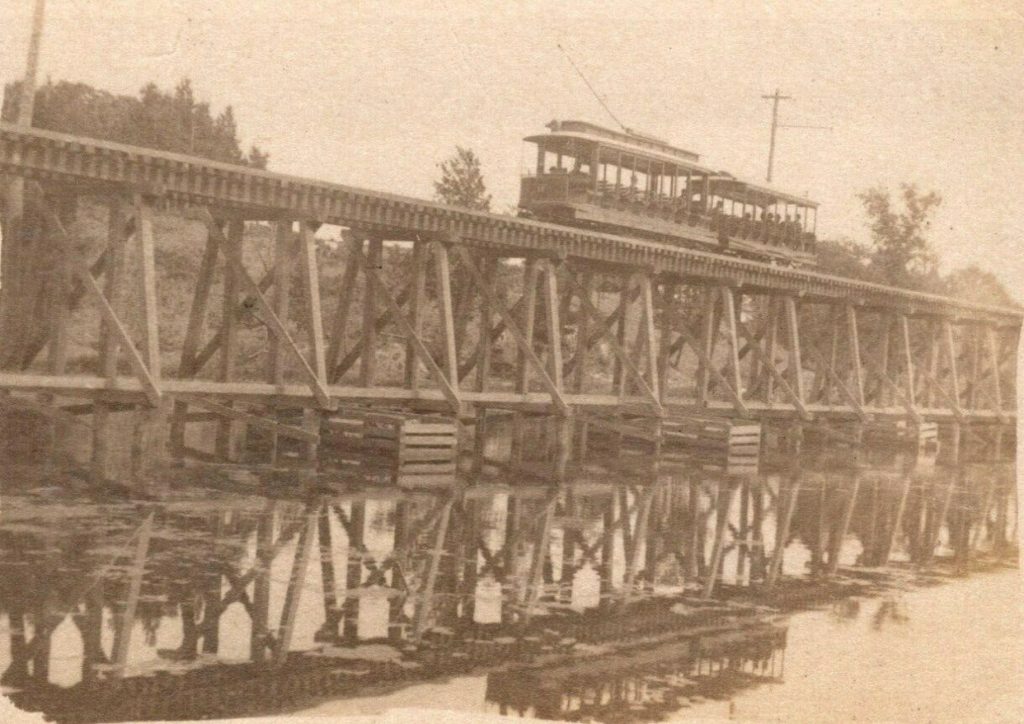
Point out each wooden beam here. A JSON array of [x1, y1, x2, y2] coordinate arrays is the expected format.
[[112, 512, 154, 674], [269, 221, 295, 387], [986, 326, 1004, 419], [412, 498, 453, 636], [942, 320, 961, 413], [433, 243, 459, 391], [223, 244, 333, 409], [703, 482, 737, 599], [857, 352, 922, 424], [899, 314, 915, 408], [575, 272, 596, 393], [173, 393, 319, 443], [359, 251, 462, 412], [696, 288, 718, 405], [764, 472, 800, 588], [563, 283, 641, 379], [639, 274, 661, 403], [405, 239, 427, 390], [516, 260, 540, 393], [215, 219, 244, 459], [177, 223, 221, 376], [541, 261, 565, 393], [658, 282, 677, 402], [134, 195, 161, 382], [720, 287, 742, 402], [674, 319, 748, 415], [299, 222, 328, 386], [359, 237, 382, 387], [783, 296, 805, 403], [476, 258, 496, 392], [456, 246, 568, 414], [326, 239, 362, 382], [563, 272, 661, 412], [805, 344, 869, 422], [274, 506, 318, 665], [736, 318, 810, 420], [75, 259, 161, 406]]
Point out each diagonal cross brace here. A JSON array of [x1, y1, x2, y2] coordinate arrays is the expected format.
[[74, 258, 162, 406], [672, 320, 749, 415], [564, 272, 662, 412], [455, 246, 568, 414], [222, 251, 334, 409], [356, 248, 462, 412]]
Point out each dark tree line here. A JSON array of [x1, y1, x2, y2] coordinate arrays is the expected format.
[[2, 78, 268, 168]]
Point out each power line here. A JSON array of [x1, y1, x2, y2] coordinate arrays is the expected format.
[[557, 43, 628, 133]]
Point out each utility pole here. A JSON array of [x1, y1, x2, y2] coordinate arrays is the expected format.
[[17, 0, 47, 128], [762, 88, 792, 184], [1, 0, 47, 361]]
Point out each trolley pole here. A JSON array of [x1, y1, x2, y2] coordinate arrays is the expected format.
[[762, 88, 792, 184]]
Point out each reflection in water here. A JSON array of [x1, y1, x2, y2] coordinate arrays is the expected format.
[[0, 430, 1017, 722]]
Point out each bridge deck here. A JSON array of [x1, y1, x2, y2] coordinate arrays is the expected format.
[[1, 122, 1019, 327]]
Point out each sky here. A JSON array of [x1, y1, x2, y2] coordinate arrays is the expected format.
[[2, 0, 1022, 297]]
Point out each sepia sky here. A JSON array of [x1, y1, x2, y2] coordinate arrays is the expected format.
[[2, 0, 1022, 298]]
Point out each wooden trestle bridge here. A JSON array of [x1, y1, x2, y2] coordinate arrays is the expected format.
[[0, 121, 1019, 472]]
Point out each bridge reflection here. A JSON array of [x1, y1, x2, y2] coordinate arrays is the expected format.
[[0, 442, 1014, 721]]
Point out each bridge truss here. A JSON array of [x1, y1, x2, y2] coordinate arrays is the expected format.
[[0, 122, 1018, 472]]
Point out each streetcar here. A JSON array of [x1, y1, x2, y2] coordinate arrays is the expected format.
[[518, 120, 818, 265]]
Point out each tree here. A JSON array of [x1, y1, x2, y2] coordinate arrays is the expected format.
[[433, 146, 491, 211], [0, 78, 268, 369], [430, 147, 494, 346], [814, 236, 882, 284], [2, 78, 269, 168], [943, 265, 1019, 308], [857, 183, 942, 289]]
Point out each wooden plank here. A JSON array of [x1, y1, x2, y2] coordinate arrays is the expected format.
[[173, 394, 320, 443], [986, 326, 1004, 418], [476, 258, 495, 392], [541, 260, 565, 392], [326, 239, 362, 382], [0, 394, 93, 429], [274, 506, 318, 665], [134, 195, 161, 381], [299, 221, 328, 385], [703, 482, 737, 598], [942, 320, 961, 412], [112, 512, 154, 674], [845, 305, 864, 406], [657, 281, 676, 401], [783, 296, 805, 403], [433, 243, 459, 391], [516, 259, 540, 394], [697, 288, 719, 405], [765, 473, 800, 588], [405, 239, 427, 389], [269, 220, 295, 389], [177, 222, 220, 375], [639, 274, 661, 403], [899, 314, 915, 408], [216, 219, 244, 460], [359, 237, 382, 387], [75, 258, 161, 406], [720, 287, 742, 402]]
